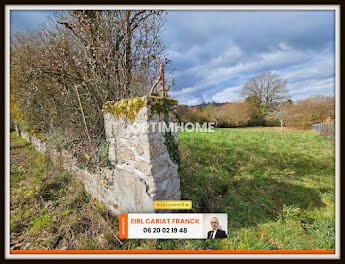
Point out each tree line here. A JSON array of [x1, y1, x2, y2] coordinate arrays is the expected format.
[[178, 72, 335, 130], [178, 94, 334, 130]]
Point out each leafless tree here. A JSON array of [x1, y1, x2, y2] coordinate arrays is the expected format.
[[268, 101, 292, 132], [241, 72, 289, 115]]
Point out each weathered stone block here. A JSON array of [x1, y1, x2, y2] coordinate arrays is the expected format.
[[152, 159, 168, 176], [102, 96, 181, 214], [150, 138, 167, 159], [117, 148, 135, 161], [136, 144, 144, 155], [135, 160, 152, 175]]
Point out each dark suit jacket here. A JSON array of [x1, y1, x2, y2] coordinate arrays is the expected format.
[[207, 229, 227, 239]]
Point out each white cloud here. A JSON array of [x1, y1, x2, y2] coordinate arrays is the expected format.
[[211, 85, 242, 103], [278, 42, 291, 50], [289, 77, 335, 97], [165, 11, 335, 103], [174, 95, 202, 106], [167, 45, 203, 63], [283, 48, 334, 81], [169, 84, 203, 96], [171, 43, 319, 101], [208, 46, 242, 67]]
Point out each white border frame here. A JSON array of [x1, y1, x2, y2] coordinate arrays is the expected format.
[[5, 4, 340, 260]]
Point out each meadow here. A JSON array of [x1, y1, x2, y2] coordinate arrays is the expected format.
[[178, 128, 335, 250], [10, 127, 335, 250]]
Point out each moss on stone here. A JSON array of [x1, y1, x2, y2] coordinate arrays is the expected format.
[[103, 95, 180, 166], [103, 97, 147, 121], [150, 96, 178, 119], [103, 96, 178, 121]]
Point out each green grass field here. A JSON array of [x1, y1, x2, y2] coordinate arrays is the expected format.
[[179, 127, 335, 250], [10, 127, 335, 250]]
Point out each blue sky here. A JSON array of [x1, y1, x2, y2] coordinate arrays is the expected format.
[[11, 10, 335, 105]]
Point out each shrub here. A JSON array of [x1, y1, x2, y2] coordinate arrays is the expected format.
[[285, 95, 335, 129], [217, 102, 251, 127]]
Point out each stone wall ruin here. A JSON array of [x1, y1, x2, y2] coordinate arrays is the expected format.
[[20, 96, 181, 215]]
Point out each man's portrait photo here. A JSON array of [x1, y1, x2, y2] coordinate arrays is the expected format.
[[207, 216, 228, 239]]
